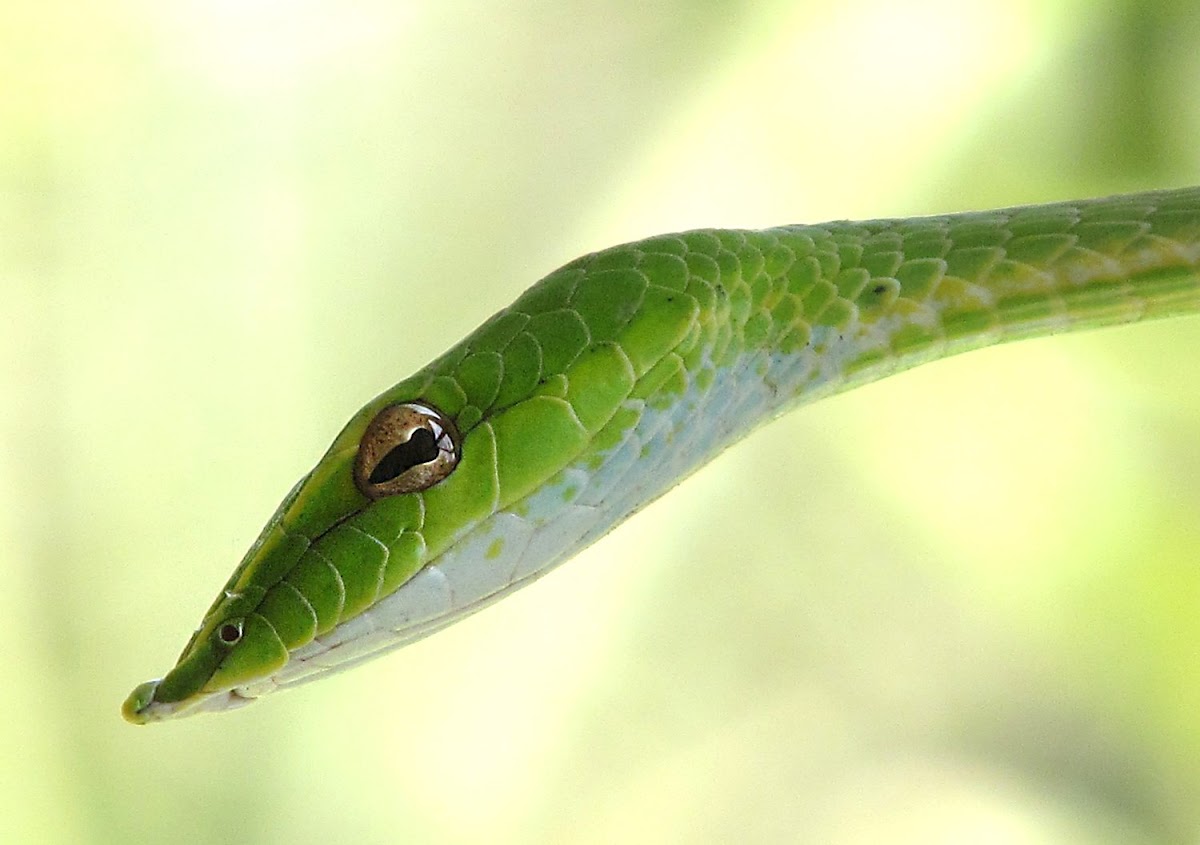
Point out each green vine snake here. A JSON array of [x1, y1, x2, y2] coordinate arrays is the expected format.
[[123, 186, 1200, 723]]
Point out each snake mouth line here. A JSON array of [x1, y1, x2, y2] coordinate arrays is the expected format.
[[264, 550, 557, 690], [128, 545, 564, 724], [123, 680, 261, 724]]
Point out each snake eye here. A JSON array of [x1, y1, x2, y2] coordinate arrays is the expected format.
[[354, 402, 460, 499]]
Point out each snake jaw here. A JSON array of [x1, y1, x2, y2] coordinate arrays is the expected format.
[[121, 679, 262, 724]]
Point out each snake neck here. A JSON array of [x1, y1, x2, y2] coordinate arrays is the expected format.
[[672, 188, 1200, 419]]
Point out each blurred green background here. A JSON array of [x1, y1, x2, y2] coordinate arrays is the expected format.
[[4, 0, 1200, 842]]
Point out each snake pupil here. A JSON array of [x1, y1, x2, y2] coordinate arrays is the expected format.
[[369, 427, 439, 484]]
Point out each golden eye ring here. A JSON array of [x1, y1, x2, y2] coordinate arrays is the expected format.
[[353, 402, 460, 499]]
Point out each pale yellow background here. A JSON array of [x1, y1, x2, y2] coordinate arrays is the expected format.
[[4, 1, 1200, 843]]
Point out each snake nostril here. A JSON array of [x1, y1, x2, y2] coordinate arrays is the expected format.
[[217, 621, 244, 645]]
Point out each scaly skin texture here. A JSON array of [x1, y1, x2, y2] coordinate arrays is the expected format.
[[123, 187, 1200, 722]]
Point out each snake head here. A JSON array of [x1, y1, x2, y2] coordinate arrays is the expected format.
[[122, 394, 463, 724], [123, 248, 705, 723]]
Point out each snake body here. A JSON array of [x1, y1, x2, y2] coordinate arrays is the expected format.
[[124, 187, 1200, 723]]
